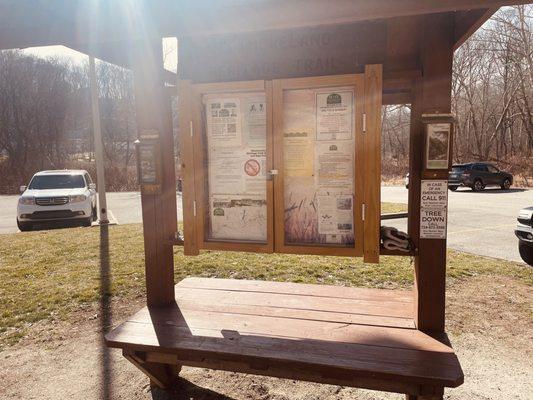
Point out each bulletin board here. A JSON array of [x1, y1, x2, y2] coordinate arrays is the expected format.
[[180, 72, 380, 259]]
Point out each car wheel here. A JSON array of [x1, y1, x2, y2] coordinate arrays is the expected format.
[[518, 242, 533, 266], [501, 178, 511, 190], [92, 205, 97, 222], [17, 220, 33, 232], [472, 179, 484, 191], [82, 217, 93, 227], [449, 186, 458, 191]]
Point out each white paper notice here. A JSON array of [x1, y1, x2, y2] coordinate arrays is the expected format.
[[316, 91, 354, 141], [421, 180, 448, 208], [208, 147, 245, 194], [243, 97, 266, 145], [420, 180, 448, 239], [206, 98, 242, 147], [210, 196, 267, 241], [317, 195, 354, 235], [315, 140, 354, 192]]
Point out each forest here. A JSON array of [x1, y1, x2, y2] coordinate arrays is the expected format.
[[0, 5, 531, 193]]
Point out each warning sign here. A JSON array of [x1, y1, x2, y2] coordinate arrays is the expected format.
[[420, 180, 448, 239]]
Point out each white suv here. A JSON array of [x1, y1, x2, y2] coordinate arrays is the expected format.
[[17, 170, 97, 231]]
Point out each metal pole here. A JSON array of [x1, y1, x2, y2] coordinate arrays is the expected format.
[[89, 55, 109, 224]]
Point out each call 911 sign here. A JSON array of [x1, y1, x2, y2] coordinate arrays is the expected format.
[[420, 180, 448, 239]]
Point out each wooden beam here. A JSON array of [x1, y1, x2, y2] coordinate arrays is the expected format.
[[3, 1, 529, 50], [453, 7, 498, 50], [131, 39, 177, 306], [409, 13, 454, 333], [166, 0, 530, 38], [123, 350, 181, 389], [363, 65, 383, 263], [177, 80, 199, 256]]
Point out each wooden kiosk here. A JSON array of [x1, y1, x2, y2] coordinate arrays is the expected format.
[[2, 1, 524, 399], [105, 3, 484, 398]]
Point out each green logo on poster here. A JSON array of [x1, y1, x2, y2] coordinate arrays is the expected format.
[[213, 208, 225, 216], [327, 93, 341, 105]]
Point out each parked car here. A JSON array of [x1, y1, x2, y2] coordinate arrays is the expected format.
[[448, 163, 513, 191], [404, 162, 513, 191], [17, 170, 97, 231], [515, 206, 533, 266]]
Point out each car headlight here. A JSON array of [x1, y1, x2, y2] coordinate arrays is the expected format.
[[70, 194, 87, 203], [19, 197, 35, 205]]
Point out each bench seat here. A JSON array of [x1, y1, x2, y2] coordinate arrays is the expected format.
[[106, 278, 463, 397]]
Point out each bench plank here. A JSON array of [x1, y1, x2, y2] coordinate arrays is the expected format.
[[106, 278, 463, 391]]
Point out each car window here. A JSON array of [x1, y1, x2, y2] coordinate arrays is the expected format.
[[28, 175, 85, 189], [84, 173, 93, 184], [473, 165, 488, 172], [487, 165, 499, 173]]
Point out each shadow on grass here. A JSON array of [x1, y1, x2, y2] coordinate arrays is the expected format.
[[100, 224, 112, 400]]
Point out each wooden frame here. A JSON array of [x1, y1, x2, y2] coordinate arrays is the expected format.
[[190, 80, 275, 253], [181, 71, 381, 260], [272, 74, 365, 257]]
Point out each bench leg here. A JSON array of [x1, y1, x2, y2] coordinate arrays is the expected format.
[[123, 350, 181, 390]]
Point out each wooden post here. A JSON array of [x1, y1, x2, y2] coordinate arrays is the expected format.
[[408, 14, 454, 332], [364, 64, 383, 263], [131, 39, 177, 306]]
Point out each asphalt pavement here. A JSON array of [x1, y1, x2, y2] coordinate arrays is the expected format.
[[1, 187, 532, 263]]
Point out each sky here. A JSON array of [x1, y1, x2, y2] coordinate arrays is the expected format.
[[22, 37, 178, 72]]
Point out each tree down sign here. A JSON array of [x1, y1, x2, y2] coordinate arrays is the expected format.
[[420, 180, 448, 239]]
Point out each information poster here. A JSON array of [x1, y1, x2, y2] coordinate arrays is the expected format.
[[205, 93, 267, 242], [420, 180, 448, 239], [315, 141, 353, 192], [317, 195, 354, 235], [206, 98, 242, 147], [316, 91, 353, 141], [283, 87, 355, 246]]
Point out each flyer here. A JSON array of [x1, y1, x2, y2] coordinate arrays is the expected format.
[[208, 147, 245, 194], [210, 195, 267, 241], [283, 131, 314, 177], [315, 140, 354, 192], [420, 208, 447, 239], [420, 180, 448, 239], [206, 98, 242, 147], [317, 195, 354, 235], [316, 91, 353, 141], [243, 96, 267, 146]]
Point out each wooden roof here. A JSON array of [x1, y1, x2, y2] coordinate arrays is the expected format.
[[0, 0, 528, 52]]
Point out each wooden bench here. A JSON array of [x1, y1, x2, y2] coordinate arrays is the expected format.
[[106, 278, 463, 399]]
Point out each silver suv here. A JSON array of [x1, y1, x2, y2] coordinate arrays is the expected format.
[[17, 170, 97, 231]]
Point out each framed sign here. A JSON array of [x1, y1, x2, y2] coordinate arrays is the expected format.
[[422, 114, 454, 170], [136, 139, 162, 194]]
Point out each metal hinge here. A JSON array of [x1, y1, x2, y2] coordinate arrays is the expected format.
[[362, 113, 367, 134], [193, 200, 197, 216], [362, 203, 366, 221], [189, 120, 194, 137]]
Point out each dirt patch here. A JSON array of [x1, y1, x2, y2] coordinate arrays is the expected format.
[[0, 275, 531, 400]]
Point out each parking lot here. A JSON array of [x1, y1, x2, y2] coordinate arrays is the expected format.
[[1, 187, 532, 263]]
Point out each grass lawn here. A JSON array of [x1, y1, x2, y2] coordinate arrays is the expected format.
[[0, 222, 531, 349]]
